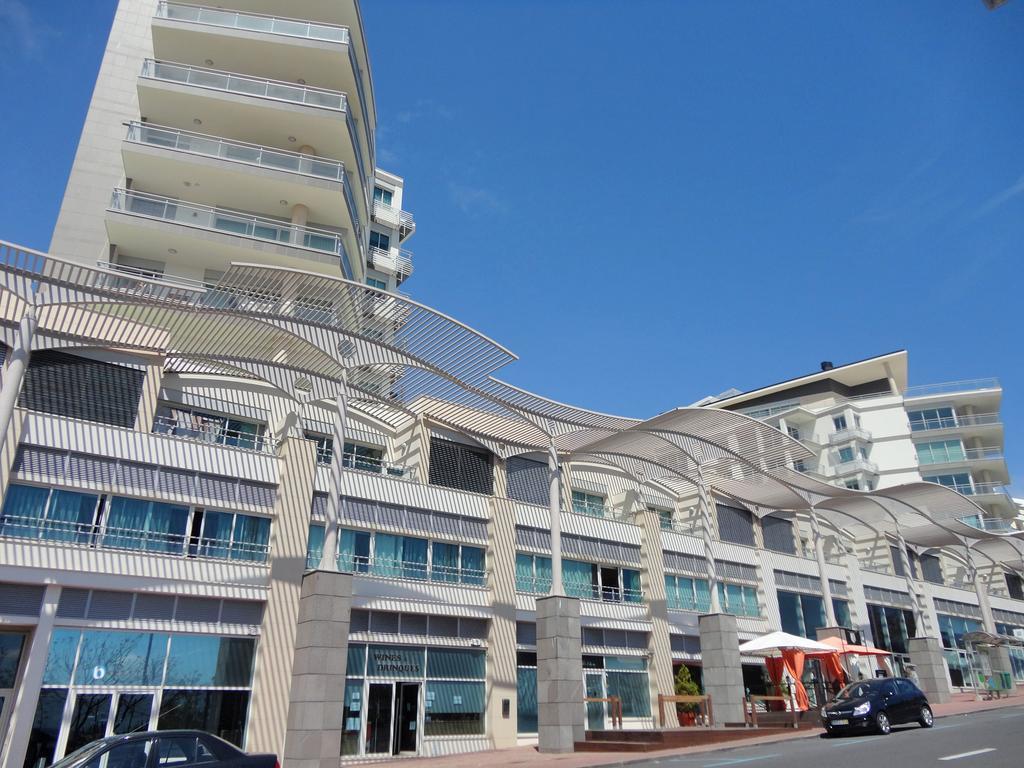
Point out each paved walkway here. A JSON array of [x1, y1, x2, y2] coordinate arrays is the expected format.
[[371, 692, 1022, 768]]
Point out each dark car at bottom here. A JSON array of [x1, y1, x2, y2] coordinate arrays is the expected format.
[[821, 677, 934, 736], [47, 730, 278, 768]]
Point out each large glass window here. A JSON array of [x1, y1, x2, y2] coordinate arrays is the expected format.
[[195, 511, 270, 562], [154, 405, 266, 452], [157, 691, 250, 746], [516, 553, 552, 594], [923, 473, 973, 494], [909, 407, 956, 432], [571, 490, 606, 517], [430, 542, 485, 585], [776, 590, 825, 638], [833, 598, 853, 629], [373, 186, 393, 206], [717, 583, 760, 617], [373, 533, 428, 579], [75, 631, 168, 686], [164, 636, 255, 687], [0, 484, 100, 543], [916, 440, 966, 465], [562, 560, 641, 603], [937, 614, 982, 650], [665, 574, 711, 612], [23, 688, 68, 768], [516, 665, 537, 733], [369, 230, 391, 251], [104, 497, 189, 554], [0, 632, 25, 688], [867, 603, 916, 653], [424, 681, 485, 735]]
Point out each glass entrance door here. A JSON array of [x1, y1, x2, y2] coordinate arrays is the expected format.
[[584, 673, 605, 730], [365, 683, 394, 755], [393, 683, 419, 754]]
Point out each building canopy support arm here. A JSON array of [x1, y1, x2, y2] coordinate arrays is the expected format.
[[319, 380, 348, 571]]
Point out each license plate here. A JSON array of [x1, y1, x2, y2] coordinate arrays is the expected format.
[[831, 718, 849, 726]]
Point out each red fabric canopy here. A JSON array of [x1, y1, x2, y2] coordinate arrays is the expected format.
[[781, 649, 810, 711]]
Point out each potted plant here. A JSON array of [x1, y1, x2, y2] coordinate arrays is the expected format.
[[674, 665, 701, 726]]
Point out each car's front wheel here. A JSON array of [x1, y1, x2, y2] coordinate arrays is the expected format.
[[875, 712, 891, 735], [919, 705, 934, 728]]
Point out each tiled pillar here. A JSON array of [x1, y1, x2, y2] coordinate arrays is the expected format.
[[536, 595, 583, 753], [486, 492, 519, 748], [134, 353, 164, 434], [637, 504, 674, 719], [698, 613, 745, 725], [246, 435, 318, 755], [1, 584, 60, 768], [283, 571, 353, 768], [907, 637, 952, 703]]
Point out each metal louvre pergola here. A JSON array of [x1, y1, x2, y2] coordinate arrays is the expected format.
[[0, 240, 1021, 576]]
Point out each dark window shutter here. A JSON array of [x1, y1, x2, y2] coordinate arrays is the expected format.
[[920, 554, 943, 585], [715, 503, 755, 547], [507, 456, 549, 506], [428, 437, 493, 495], [1007, 573, 1024, 600], [19, 350, 144, 428], [891, 545, 906, 577], [762, 515, 796, 554]]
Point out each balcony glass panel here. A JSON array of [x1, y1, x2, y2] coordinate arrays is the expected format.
[[158, 2, 349, 44]]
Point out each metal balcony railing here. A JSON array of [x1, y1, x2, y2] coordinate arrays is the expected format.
[[960, 516, 1020, 534], [372, 200, 415, 233], [828, 427, 872, 444], [157, 1, 350, 43], [903, 378, 1001, 399], [316, 449, 416, 481], [920, 446, 1005, 466], [141, 58, 347, 110], [569, 499, 634, 523], [368, 246, 414, 278], [910, 413, 1001, 432], [515, 575, 554, 595], [0, 515, 270, 562], [667, 594, 713, 613], [565, 583, 645, 604], [926, 480, 1011, 498], [109, 188, 347, 264], [152, 413, 277, 454]]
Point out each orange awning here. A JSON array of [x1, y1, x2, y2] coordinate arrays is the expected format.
[[814, 636, 891, 656]]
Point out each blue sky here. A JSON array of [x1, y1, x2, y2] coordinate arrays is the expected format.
[[0, 0, 1021, 492]]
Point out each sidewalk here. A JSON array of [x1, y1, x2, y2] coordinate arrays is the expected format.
[[373, 693, 1022, 768]]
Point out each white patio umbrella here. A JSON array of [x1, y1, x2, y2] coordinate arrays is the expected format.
[[738, 631, 836, 655]]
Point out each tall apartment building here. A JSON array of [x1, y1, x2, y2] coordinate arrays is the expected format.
[[0, 3, 1022, 767]]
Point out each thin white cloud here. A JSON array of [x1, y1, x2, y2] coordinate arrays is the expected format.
[[447, 181, 505, 215], [972, 173, 1024, 219], [0, 0, 55, 58]]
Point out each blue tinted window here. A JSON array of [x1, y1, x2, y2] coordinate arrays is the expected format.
[[427, 648, 485, 679], [42, 629, 80, 685], [74, 631, 168, 686], [165, 636, 255, 686]]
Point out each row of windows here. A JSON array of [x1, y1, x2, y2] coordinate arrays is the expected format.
[[307, 527, 486, 585], [0, 484, 270, 562], [514, 553, 641, 603]]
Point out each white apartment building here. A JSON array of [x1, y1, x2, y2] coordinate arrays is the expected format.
[[0, 3, 1021, 767]]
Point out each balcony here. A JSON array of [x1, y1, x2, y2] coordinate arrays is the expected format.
[[569, 498, 633, 523], [106, 188, 352, 277], [959, 516, 1022, 534], [138, 59, 368, 195], [153, 1, 374, 163], [372, 200, 416, 242], [904, 378, 1001, 399], [305, 553, 486, 587], [123, 122, 361, 246], [0, 515, 270, 563], [919, 446, 1006, 473], [828, 427, 872, 445], [828, 457, 878, 477], [314, 449, 416, 482], [152, 413, 277, 454], [368, 246, 413, 282]]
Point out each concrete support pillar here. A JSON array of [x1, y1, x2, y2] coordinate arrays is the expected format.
[[486, 495, 519, 748], [896, 531, 929, 636], [536, 595, 583, 753], [967, 552, 1016, 690], [548, 443, 563, 597], [907, 637, 952, 703], [698, 613, 745, 726], [297, 145, 317, 176], [810, 508, 837, 627], [134, 353, 164, 434], [697, 467, 721, 613], [320, 387, 347, 571], [1, 584, 60, 768], [291, 203, 310, 246], [246, 436, 318, 755], [0, 310, 36, 455], [282, 571, 353, 768], [637, 502, 674, 719]]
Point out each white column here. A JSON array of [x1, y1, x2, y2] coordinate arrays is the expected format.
[[290, 203, 310, 246], [0, 309, 37, 451], [698, 464, 722, 613], [319, 384, 347, 571], [896, 530, 925, 634], [1, 584, 60, 768], [810, 507, 838, 626], [966, 549, 997, 634], [548, 442, 563, 596]]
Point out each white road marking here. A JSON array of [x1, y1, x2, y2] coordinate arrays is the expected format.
[[938, 748, 997, 761], [702, 755, 780, 767]]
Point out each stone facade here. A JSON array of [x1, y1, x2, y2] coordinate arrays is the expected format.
[[536, 595, 584, 753]]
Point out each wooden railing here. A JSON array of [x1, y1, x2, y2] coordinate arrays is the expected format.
[[745, 695, 799, 728], [657, 694, 714, 728], [584, 696, 623, 729]]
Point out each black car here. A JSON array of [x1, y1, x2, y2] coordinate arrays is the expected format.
[[48, 731, 278, 768], [821, 677, 934, 736]]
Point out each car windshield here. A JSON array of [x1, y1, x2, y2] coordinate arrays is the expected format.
[[49, 740, 114, 768], [835, 681, 881, 700]]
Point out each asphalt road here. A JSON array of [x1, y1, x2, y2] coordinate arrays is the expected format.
[[616, 705, 1024, 768]]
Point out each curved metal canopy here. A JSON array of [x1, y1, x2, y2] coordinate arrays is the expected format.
[[0, 241, 1020, 570]]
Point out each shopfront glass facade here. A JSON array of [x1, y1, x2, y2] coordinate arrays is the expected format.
[[25, 629, 256, 768]]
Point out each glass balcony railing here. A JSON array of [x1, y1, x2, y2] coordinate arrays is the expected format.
[[126, 122, 346, 181], [910, 413, 1001, 432], [157, 1, 350, 44], [904, 379, 1001, 399], [152, 413, 277, 454], [303, 553, 486, 586], [141, 58, 347, 110], [109, 188, 347, 264]]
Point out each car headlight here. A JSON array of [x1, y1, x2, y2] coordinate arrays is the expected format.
[[821, 706, 828, 718], [853, 702, 871, 716]]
